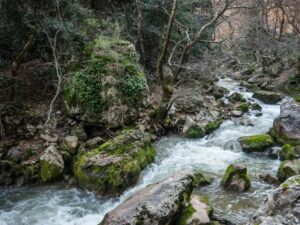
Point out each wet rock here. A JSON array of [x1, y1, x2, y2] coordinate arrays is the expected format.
[[193, 171, 213, 187], [280, 175, 300, 188], [259, 173, 279, 185], [176, 195, 213, 225], [273, 101, 300, 145], [277, 159, 300, 182], [221, 164, 251, 191], [183, 116, 205, 138], [228, 92, 245, 103], [74, 129, 156, 196], [62, 136, 79, 154], [248, 186, 300, 225], [279, 144, 297, 161], [250, 103, 262, 111], [100, 174, 193, 225], [239, 134, 273, 153], [230, 110, 243, 117], [204, 118, 224, 135], [237, 103, 249, 113], [39, 145, 64, 182], [268, 146, 281, 159], [253, 90, 283, 104]]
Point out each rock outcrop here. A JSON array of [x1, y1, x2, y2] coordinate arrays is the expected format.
[[221, 164, 251, 191], [100, 174, 194, 225], [273, 101, 300, 145], [239, 134, 273, 152], [74, 129, 156, 196]]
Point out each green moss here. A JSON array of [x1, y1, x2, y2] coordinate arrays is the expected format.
[[237, 103, 249, 113], [280, 175, 300, 188], [198, 195, 213, 216], [295, 96, 300, 102], [40, 160, 62, 182], [239, 134, 274, 152], [185, 125, 205, 139], [205, 118, 224, 135], [279, 144, 296, 161], [277, 160, 300, 182], [176, 203, 196, 225]]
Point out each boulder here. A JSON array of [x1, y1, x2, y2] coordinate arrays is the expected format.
[[183, 116, 205, 139], [176, 195, 213, 225], [74, 129, 156, 196], [279, 144, 297, 161], [259, 173, 279, 185], [100, 174, 194, 225], [62, 136, 79, 154], [253, 90, 283, 104], [248, 186, 300, 225], [204, 118, 224, 135], [280, 175, 300, 188], [193, 172, 213, 187], [273, 101, 300, 145], [277, 159, 300, 182], [230, 110, 243, 117], [239, 134, 273, 152], [250, 103, 262, 111], [221, 164, 251, 191], [83, 137, 105, 150], [237, 103, 249, 113], [228, 92, 245, 103], [39, 145, 64, 182]]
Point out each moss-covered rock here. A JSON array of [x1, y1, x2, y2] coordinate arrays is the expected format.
[[277, 159, 300, 182], [176, 195, 213, 225], [193, 172, 213, 187], [250, 103, 262, 111], [39, 145, 64, 182], [74, 129, 156, 196], [221, 164, 251, 191], [185, 125, 206, 138], [64, 37, 149, 128], [253, 90, 283, 104], [239, 134, 273, 152], [280, 175, 300, 188], [204, 118, 224, 135], [228, 92, 245, 103], [279, 144, 297, 161], [237, 103, 249, 113]]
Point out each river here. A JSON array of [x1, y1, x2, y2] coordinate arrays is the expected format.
[[0, 78, 281, 225]]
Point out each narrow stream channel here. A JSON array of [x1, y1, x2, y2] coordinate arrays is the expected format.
[[0, 78, 281, 225]]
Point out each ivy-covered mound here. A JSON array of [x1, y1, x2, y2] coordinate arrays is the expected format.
[[74, 129, 156, 196], [65, 37, 149, 128]]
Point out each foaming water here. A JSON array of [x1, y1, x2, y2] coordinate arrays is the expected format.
[[0, 78, 281, 225]]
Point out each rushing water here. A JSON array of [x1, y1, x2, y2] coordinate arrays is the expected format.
[[0, 78, 281, 225]]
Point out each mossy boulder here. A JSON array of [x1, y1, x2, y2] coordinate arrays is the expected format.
[[176, 195, 213, 225], [62, 136, 79, 155], [193, 172, 213, 187], [237, 103, 249, 113], [183, 116, 205, 139], [204, 118, 224, 135], [280, 175, 300, 188], [228, 92, 245, 103], [250, 103, 262, 111], [74, 129, 156, 196], [277, 159, 300, 182], [221, 164, 251, 191], [64, 37, 149, 128], [39, 145, 64, 182], [279, 144, 297, 161], [239, 134, 273, 152], [273, 102, 300, 145], [253, 90, 283, 104]]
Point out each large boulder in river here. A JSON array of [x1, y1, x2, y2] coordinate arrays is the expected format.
[[74, 129, 156, 196], [39, 145, 64, 182], [239, 134, 273, 152], [248, 186, 300, 225], [64, 37, 149, 129], [100, 174, 194, 225], [277, 159, 300, 182], [221, 164, 251, 191], [273, 101, 300, 145], [253, 90, 283, 104]]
